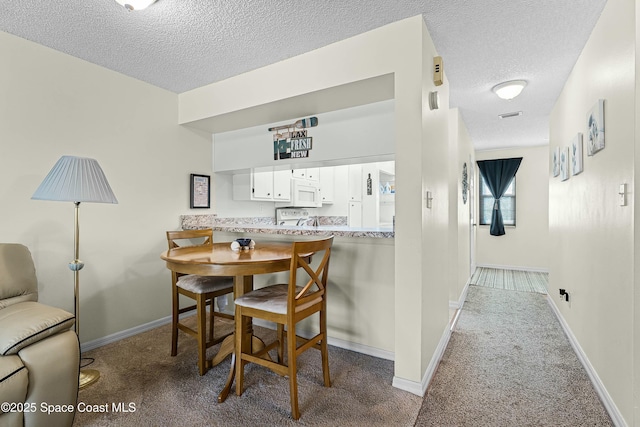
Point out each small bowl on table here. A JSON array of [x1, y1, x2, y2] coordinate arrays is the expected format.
[[235, 238, 252, 248]]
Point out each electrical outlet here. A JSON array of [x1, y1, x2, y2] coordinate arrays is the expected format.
[[559, 289, 569, 302]]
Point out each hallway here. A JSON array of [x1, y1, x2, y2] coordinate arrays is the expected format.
[[415, 279, 612, 426]]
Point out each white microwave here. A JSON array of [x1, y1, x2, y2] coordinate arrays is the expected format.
[[291, 178, 321, 207]]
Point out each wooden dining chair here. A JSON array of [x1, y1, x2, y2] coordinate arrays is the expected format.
[[234, 236, 334, 420], [166, 229, 234, 375]]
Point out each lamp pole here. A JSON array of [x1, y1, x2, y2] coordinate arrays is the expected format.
[[69, 202, 84, 336], [68, 201, 100, 389]]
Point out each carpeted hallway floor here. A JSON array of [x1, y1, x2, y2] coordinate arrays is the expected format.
[[415, 282, 613, 426]]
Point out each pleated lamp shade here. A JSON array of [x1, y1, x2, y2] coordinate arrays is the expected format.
[[32, 156, 118, 204]]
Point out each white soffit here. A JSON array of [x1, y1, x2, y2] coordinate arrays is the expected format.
[[0, 0, 607, 151]]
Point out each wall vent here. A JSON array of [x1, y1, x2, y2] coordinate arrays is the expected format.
[[498, 111, 523, 119]]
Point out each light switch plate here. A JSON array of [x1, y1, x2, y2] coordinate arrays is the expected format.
[[619, 183, 626, 206]]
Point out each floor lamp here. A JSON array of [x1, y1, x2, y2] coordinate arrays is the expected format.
[[32, 155, 118, 389]]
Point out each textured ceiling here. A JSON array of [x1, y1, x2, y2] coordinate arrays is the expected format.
[[0, 0, 606, 151]]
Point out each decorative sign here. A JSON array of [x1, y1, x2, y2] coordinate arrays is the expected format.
[[274, 130, 313, 160], [270, 117, 317, 160]]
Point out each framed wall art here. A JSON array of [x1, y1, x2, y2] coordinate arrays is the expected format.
[[190, 174, 210, 209], [587, 99, 605, 156], [560, 146, 570, 181], [552, 147, 560, 177], [571, 133, 583, 175]]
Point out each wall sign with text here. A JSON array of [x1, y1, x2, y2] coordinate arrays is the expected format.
[[274, 130, 313, 160], [269, 116, 318, 161]]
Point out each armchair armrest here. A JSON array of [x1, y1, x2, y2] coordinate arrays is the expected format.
[[0, 302, 75, 356]]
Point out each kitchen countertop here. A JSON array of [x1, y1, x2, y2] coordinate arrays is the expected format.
[[180, 215, 394, 238], [211, 223, 394, 239]]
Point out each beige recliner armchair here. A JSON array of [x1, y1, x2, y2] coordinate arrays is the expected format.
[[0, 243, 79, 427]]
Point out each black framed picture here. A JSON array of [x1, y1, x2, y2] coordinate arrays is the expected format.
[[190, 174, 210, 209]]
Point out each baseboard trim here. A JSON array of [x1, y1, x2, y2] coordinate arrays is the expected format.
[[546, 297, 627, 427], [251, 318, 395, 361], [449, 277, 471, 331], [81, 315, 169, 353], [476, 263, 549, 273], [392, 322, 452, 397], [80, 309, 202, 353], [81, 308, 395, 362], [450, 274, 472, 311]]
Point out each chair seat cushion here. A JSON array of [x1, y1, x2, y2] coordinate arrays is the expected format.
[[235, 284, 321, 315], [0, 302, 75, 356], [177, 275, 233, 294]]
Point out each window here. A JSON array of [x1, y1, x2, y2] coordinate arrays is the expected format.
[[479, 175, 516, 226]]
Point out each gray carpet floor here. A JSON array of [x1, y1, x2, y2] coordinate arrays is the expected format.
[[415, 285, 613, 426], [74, 273, 612, 426], [73, 317, 421, 426]]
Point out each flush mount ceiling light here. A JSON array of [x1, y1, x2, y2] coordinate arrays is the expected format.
[[498, 111, 523, 119], [115, 0, 157, 11], [492, 80, 527, 100]]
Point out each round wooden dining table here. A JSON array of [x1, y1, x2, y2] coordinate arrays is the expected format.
[[160, 240, 304, 402]]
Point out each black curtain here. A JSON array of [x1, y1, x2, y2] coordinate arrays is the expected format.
[[476, 157, 523, 236]]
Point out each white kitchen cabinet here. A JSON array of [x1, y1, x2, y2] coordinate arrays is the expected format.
[[348, 201, 362, 227], [306, 167, 319, 181], [292, 168, 319, 181], [273, 169, 292, 201], [252, 171, 273, 199], [233, 170, 291, 201], [319, 167, 334, 204], [348, 164, 363, 201]]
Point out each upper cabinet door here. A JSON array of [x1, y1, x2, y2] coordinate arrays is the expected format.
[[319, 167, 334, 204], [306, 167, 320, 181], [252, 171, 274, 199], [292, 168, 319, 181], [348, 164, 363, 201], [273, 170, 292, 201]]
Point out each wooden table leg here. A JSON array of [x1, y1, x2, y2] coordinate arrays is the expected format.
[[218, 274, 252, 402], [216, 335, 269, 403], [216, 274, 272, 403]]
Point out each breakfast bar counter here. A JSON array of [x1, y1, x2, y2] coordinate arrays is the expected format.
[[179, 214, 396, 359], [213, 223, 393, 239], [180, 215, 394, 239]]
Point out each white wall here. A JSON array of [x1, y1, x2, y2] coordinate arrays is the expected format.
[[213, 100, 395, 172], [180, 16, 451, 392], [417, 20, 451, 380], [0, 31, 213, 344], [635, 4, 640, 423], [475, 146, 549, 271], [448, 109, 474, 304], [549, 0, 635, 423]]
